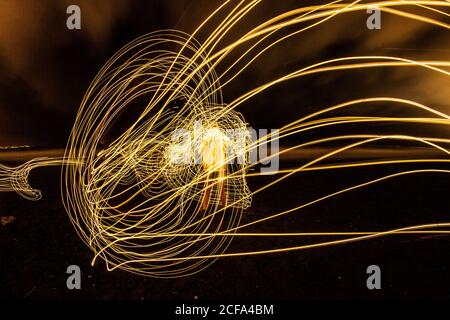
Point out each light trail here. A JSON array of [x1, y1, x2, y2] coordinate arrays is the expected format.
[[0, 1, 449, 277]]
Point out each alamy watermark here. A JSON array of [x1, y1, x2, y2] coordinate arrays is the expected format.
[[168, 122, 279, 174], [66, 264, 81, 290], [66, 5, 81, 30], [366, 264, 381, 290], [366, 6, 381, 30]]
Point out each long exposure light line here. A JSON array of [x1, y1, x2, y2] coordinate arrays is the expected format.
[[0, 0, 449, 277]]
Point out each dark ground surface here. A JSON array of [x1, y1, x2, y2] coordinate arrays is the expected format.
[[1, 162, 450, 300]]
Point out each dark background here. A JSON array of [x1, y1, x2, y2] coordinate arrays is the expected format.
[[0, 0, 449, 299]]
